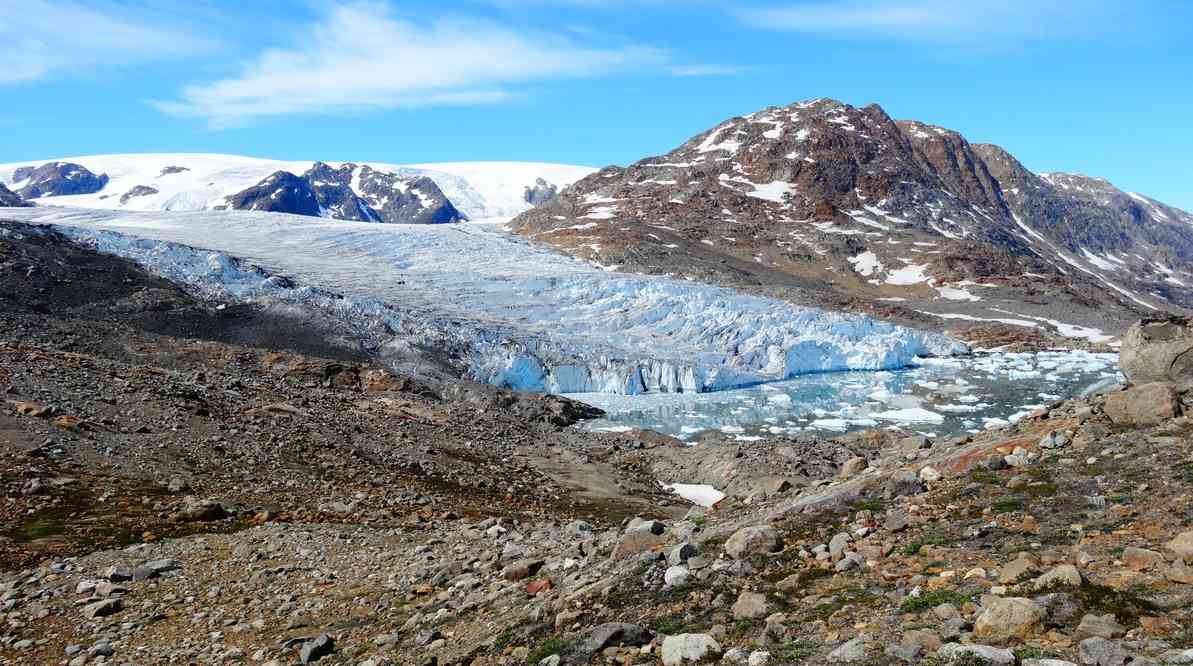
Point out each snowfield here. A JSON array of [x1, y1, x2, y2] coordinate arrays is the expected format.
[[0, 154, 597, 221], [1, 206, 965, 395]]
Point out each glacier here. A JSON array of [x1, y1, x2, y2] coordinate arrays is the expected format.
[[0, 154, 596, 221], [0, 206, 966, 395]]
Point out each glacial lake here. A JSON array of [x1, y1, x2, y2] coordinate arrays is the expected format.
[[571, 350, 1119, 441]]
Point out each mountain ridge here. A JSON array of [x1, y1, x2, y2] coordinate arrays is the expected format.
[[0, 153, 597, 222], [509, 97, 1193, 345]]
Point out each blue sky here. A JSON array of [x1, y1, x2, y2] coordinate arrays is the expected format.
[[2, 0, 1191, 208]]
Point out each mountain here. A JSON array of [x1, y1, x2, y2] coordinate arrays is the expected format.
[[510, 98, 1193, 345], [11, 161, 109, 198], [0, 182, 28, 207], [0, 154, 596, 222]]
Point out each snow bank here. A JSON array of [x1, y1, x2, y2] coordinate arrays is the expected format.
[[3, 206, 965, 395]]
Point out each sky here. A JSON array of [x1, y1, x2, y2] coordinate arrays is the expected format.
[[1, 0, 1191, 209]]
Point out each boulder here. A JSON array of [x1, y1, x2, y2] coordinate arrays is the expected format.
[[501, 559, 544, 581], [576, 623, 651, 657], [82, 598, 122, 620], [1119, 317, 1193, 390], [973, 597, 1045, 639], [612, 529, 668, 559], [723, 526, 783, 559], [731, 590, 769, 620], [827, 638, 871, 663], [299, 634, 334, 664], [1077, 637, 1129, 666], [1075, 613, 1126, 640], [1122, 547, 1166, 571], [1031, 564, 1084, 590], [664, 566, 690, 587], [1103, 383, 1180, 426], [1167, 530, 1193, 558], [661, 634, 722, 665]]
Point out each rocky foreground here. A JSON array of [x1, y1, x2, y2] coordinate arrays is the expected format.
[[3, 230, 1193, 666]]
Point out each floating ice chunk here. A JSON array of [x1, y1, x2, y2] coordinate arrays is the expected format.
[[872, 407, 945, 424]]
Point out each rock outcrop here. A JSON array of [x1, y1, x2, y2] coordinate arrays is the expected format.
[[224, 163, 463, 224], [224, 171, 320, 216], [12, 161, 109, 198], [0, 182, 29, 207], [1120, 316, 1193, 390]]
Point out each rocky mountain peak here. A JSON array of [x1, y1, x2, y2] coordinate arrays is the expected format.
[[13, 161, 109, 199], [510, 97, 1193, 343], [224, 171, 321, 216], [222, 162, 464, 224]]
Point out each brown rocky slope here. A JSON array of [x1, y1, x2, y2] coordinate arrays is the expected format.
[[510, 99, 1193, 348]]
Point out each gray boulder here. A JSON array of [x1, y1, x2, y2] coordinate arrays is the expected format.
[[661, 634, 722, 665], [936, 643, 1015, 665], [1120, 317, 1193, 390], [1103, 382, 1180, 426], [723, 526, 783, 559]]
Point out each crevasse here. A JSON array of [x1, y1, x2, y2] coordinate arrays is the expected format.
[[5, 207, 967, 394]]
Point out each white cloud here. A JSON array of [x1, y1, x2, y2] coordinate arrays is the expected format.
[[0, 0, 214, 84], [735, 0, 1120, 42], [156, 2, 666, 126], [670, 65, 750, 77]]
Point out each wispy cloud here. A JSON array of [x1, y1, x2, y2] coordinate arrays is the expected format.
[[669, 65, 751, 77], [735, 0, 1121, 43], [156, 2, 666, 127], [0, 0, 215, 84]]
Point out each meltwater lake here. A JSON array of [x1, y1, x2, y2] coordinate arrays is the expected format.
[[572, 350, 1120, 441]]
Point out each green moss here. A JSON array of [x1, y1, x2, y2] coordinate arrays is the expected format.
[[992, 496, 1025, 514], [773, 640, 819, 663], [802, 585, 884, 621], [19, 517, 65, 540], [900, 534, 953, 556], [651, 614, 689, 634], [1025, 482, 1059, 498], [492, 628, 517, 651], [852, 497, 887, 512], [969, 469, 1000, 484], [528, 637, 573, 663], [900, 590, 974, 613], [1035, 580, 1160, 625]]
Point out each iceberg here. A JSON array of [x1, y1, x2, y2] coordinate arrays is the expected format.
[[3, 207, 966, 395]]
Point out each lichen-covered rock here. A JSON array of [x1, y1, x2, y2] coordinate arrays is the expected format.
[[973, 597, 1045, 639]]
